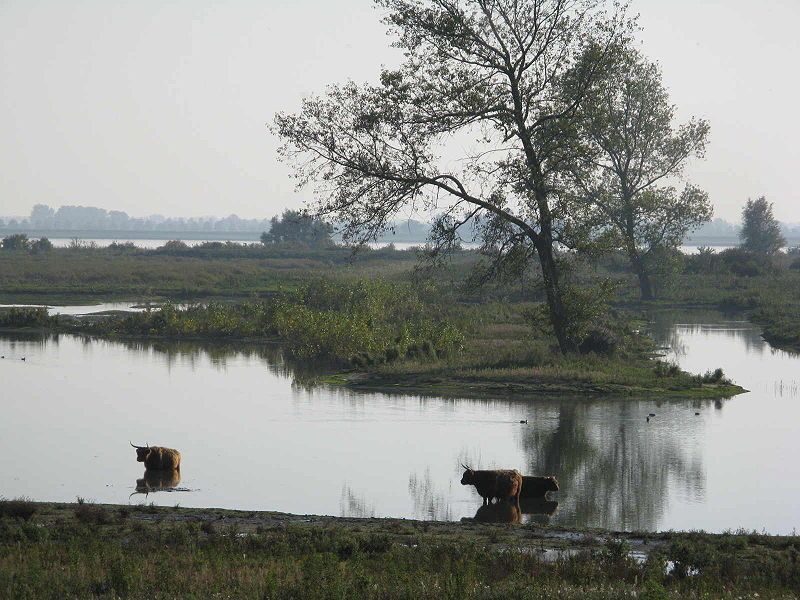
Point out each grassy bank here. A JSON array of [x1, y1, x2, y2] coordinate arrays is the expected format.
[[1, 500, 797, 599], [0, 287, 744, 400], [0, 243, 463, 303]]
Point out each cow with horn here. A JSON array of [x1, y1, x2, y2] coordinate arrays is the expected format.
[[130, 441, 181, 471], [460, 464, 522, 505]]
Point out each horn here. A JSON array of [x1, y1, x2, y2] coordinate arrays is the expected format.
[[130, 441, 145, 449]]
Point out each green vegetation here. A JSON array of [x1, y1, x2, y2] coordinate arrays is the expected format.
[[260, 209, 334, 248], [0, 276, 743, 399], [53, 280, 464, 365], [0, 497, 37, 521], [0, 306, 50, 328], [0, 242, 430, 303], [1, 501, 798, 599], [573, 43, 711, 302], [740, 196, 786, 255]]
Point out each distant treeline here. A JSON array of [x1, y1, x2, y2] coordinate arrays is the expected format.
[[686, 217, 800, 244], [3, 203, 800, 245], [0, 204, 270, 233], [0, 203, 439, 243]]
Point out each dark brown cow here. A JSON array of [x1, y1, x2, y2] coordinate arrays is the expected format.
[[130, 442, 181, 471], [460, 465, 522, 505], [520, 476, 559, 498]]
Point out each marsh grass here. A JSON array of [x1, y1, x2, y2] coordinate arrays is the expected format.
[[1, 503, 798, 599], [0, 497, 37, 521], [74, 498, 114, 525]]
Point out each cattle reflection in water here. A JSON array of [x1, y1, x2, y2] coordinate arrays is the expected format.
[[132, 469, 182, 497], [473, 500, 521, 524], [471, 498, 559, 524]]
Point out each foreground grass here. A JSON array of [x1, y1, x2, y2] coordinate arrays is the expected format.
[[1, 500, 798, 599]]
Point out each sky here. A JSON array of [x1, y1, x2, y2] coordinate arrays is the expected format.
[[1, 0, 798, 223]]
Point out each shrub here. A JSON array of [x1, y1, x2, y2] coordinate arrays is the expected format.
[[720, 248, 768, 277], [74, 498, 113, 525], [0, 497, 37, 521], [158, 240, 190, 251], [0, 306, 51, 328], [685, 246, 719, 274], [1, 233, 30, 250], [578, 327, 618, 355], [701, 368, 727, 384], [30, 237, 53, 253]]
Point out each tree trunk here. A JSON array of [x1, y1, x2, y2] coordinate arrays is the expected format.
[[534, 236, 575, 353], [629, 250, 654, 301]]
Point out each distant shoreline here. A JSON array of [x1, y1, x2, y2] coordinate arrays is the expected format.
[[4, 228, 799, 247]]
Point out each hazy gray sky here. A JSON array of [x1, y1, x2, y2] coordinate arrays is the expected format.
[[1, 0, 798, 222]]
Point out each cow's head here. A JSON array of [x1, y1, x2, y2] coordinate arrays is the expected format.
[[544, 476, 559, 492], [460, 464, 475, 485], [130, 441, 151, 463]]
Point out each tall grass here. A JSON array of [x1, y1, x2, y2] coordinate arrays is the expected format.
[[64, 280, 465, 365], [1, 504, 798, 599]]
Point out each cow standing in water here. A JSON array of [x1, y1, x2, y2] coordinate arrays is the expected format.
[[520, 475, 559, 498], [460, 465, 522, 505], [130, 442, 181, 471]]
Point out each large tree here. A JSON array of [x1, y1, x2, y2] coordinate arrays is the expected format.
[[260, 209, 334, 247], [274, 0, 631, 353], [571, 45, 711, 300], [739, 196, 785, 255]]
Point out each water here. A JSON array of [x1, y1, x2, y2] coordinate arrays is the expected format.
[[45, 238, 255, 249], [25, 236, 730, 253], [1, 311, 798, 533], [0, 302, 149, 315]]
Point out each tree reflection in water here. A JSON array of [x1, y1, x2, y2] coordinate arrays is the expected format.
[[646, 309, 768, 358], [340, 484, 376, 518], [408, 468, 453, 521], [520, 398, 706, 531]]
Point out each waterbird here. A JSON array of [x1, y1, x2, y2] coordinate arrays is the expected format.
[[648, 413, 656, 417], [519, 419, 528, 424], [646, 416, 650, 423], [695, 412, 700, 416], [21, 357, 25, 361]]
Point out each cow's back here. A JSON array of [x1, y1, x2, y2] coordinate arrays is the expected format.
[[495, 469, 522, 499], [146, 447, 181, 470]]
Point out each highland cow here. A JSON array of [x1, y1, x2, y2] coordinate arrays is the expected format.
[[520, 476, 559, 499], [130, 442, 181, 471], [460, 465, 522, 505]]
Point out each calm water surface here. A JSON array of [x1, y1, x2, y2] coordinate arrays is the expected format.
[[1, 310, 798, 533]]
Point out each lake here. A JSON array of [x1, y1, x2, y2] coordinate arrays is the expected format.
[[1, 310, 798, 533], [20, 236, 733, 254]]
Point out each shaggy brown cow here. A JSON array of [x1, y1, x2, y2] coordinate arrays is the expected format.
[[130, 442, 181, 471], [520, 476, 559, 498], [460, 465, 522, 505]]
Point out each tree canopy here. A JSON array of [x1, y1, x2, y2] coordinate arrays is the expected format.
[[260, 209, 334, 247], [274, 0, 633, 352], [740, 197, 785, 255], [571, 45, 712, 300]]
